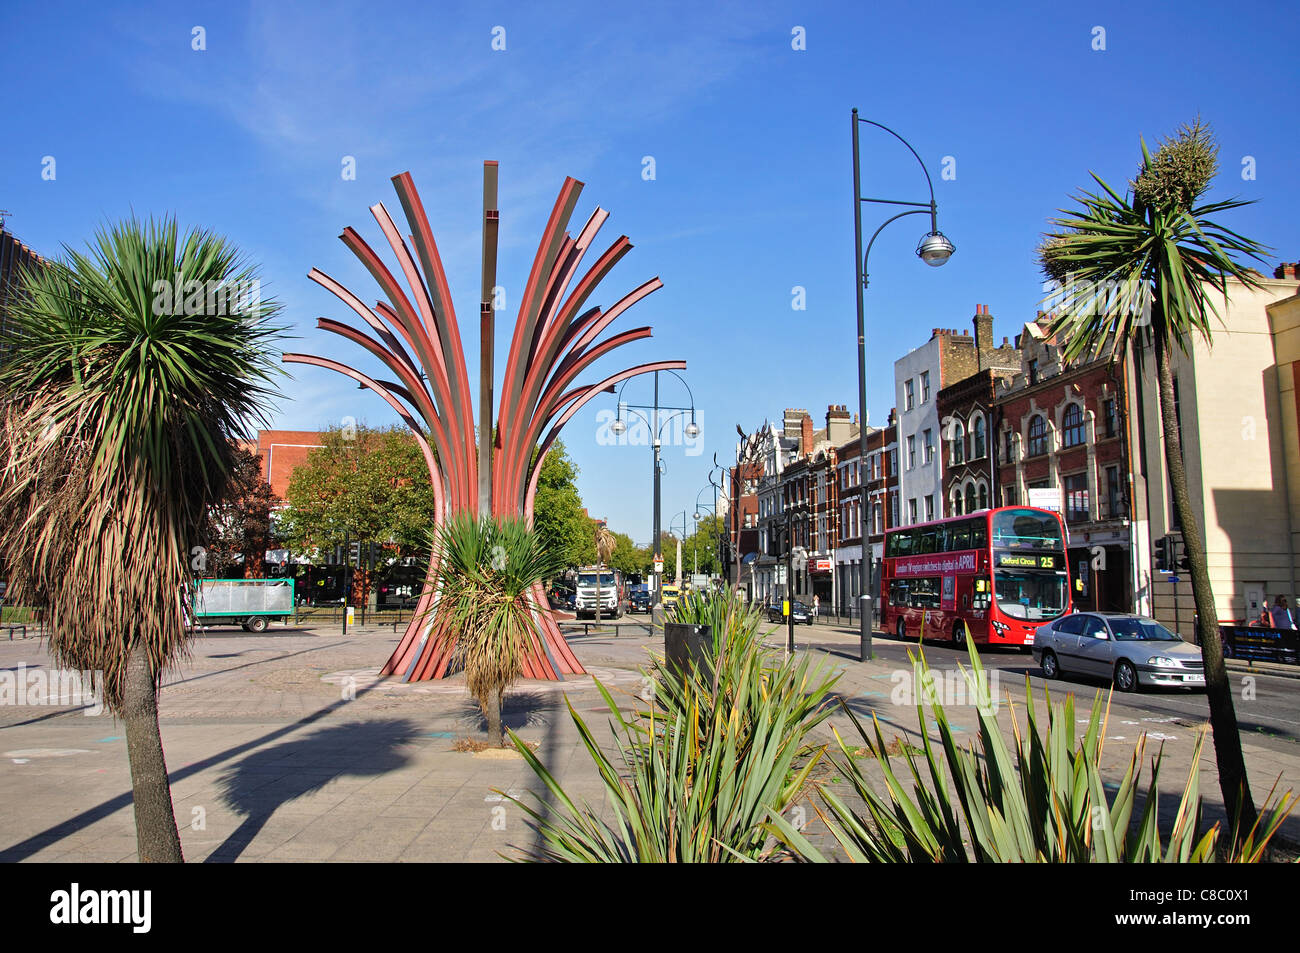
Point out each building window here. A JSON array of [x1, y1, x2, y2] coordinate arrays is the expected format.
[[972, 415, 986, 459], [1062, 403, 1085, 448], [923, 429, 934, 464], [1105, 465, 1122, 518], [905, 379, 915, 411], [892, 493, 899, 527], [1028, 358, 1039, 385], [907, 435, 915, 469], [921, 371, 930, 403], [1027, 415, 1048, 457], [924, 495, 934, 521], [889, 449, 897, 475], [1103, 397, 1118, 439], [1064, 472, 1089, 523], [950, 421, 966, 465], [1004, 429, 1014, 464], [1003, 484, 1017, 506], [978, 482, 988, 510], [908, 498, 918, 524], [965, 484, 977, 515], [951, 490, 963, 516]]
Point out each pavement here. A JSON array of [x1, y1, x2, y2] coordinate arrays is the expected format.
[[1, 617, 1297, 862]]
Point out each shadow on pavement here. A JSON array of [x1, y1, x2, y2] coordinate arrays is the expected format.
[[204, 718, 419, 862]]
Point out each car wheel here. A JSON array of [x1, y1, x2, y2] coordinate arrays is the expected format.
[[247, 616, 268, 633], [1114, 659, 1139, 693], [1040, 650, 1060, 679], [896, 618, 906, 640], [951, 621, 966, 648]]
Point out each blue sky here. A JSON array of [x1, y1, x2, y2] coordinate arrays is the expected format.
[[4, 1, 1297, 546]]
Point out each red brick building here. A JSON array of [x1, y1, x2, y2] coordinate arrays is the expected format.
[[836, 411, 898, 617], [993, 317, 1133, 611], [240, 430, 326, 499]]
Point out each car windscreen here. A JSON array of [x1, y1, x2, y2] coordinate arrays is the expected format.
[[1108, 617, 1181, 641]]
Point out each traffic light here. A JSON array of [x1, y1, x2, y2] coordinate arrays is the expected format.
[[1176, 537, 1191, 572], [1153, 535, 1171, 572]]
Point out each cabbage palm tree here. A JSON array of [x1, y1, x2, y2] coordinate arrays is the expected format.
[[428, 514, 560, 745], [0, 218, 281, 861], [1038, 119, 1268, 836]]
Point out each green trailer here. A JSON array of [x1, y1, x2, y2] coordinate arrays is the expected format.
[[192, 578, 295, 632]]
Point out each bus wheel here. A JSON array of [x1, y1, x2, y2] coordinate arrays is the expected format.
[[896, 618, 906, 640], [951, 621, 966, 648], [247, 616, 268, 633]]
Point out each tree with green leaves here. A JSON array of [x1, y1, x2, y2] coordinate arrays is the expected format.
[[0, 217, 281, 862], [531, 440, 596, 570], [280, 424, 437, 557], [1038, 118, 1268, 837], [199, 445, 280, 579]]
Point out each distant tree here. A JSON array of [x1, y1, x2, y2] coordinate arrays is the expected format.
[[607, 531, 651, 577], [280, 424, 436, 556], [532, 440, 596, 569], [200, 446, 279, 578]]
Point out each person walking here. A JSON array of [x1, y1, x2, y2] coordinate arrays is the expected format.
[[812, 594, 820, 622], [1268, 595, 1298, 629]]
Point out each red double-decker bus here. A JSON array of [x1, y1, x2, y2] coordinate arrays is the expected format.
[[881, 506, 1071, 649]]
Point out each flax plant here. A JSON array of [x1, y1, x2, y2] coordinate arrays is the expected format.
[[507, 589, 839, 861], [769, 636, 1293, 863]]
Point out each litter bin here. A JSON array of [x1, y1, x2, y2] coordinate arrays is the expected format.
[[664, 622, 713, 682]]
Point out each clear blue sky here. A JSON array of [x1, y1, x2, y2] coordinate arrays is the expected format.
[[4, 1, 1297, 546]]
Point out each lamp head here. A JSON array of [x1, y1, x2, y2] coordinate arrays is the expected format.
[[610, 418, 627, 436], [916, 230, 955, 267], [684, 413, 700, 439]]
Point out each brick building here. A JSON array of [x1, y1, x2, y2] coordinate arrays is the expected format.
[[240, 430, 326, 498], [895, 307, 1020, 525], [993, 316, 1133, 612], [835, 411, 898, 616], [0, 228, 46, 367]]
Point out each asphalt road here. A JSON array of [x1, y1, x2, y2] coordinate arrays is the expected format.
[[790, 627, 1300, 758]]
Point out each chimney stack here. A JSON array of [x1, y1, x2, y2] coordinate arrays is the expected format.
[[1275, 262, 1299, 280], [826, 403, 852, 445], [801, 413, 814, 455], [974, 303, 995, 369], [783, 408, 808, 441]]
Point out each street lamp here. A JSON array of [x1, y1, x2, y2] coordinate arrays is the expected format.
[[693, 484, 717, 578], [852, 109, 955, 662], [609, 370, 699, 612]]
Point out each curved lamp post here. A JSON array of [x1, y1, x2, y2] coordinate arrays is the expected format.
[[852, 110, 955, 662], [692, 485, 716, 578], [609, 370, 698, 605]]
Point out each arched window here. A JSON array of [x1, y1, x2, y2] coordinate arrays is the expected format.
[[978, 482, 989, 510], [951, 490, 963, 516], [965, 484, 977, 515], [950, 420, 966, 465], [1027, 415, 1048, 457], [1062, 403, 1086, 448], [972, 415, 986, 459]]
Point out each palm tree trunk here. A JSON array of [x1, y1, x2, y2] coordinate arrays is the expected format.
[[486, 685, 504, 747], [122, 640, 184, 862], [1153, 331, 1258, 839]]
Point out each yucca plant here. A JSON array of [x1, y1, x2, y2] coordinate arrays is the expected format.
[[0, 217, 281, 862], [507, 588, 839, 861], [427, 513, 560, 745], [1039, 118, 1270, 836], [770, 636, 1294, 862]]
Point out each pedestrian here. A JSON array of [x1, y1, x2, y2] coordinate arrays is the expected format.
[[813, 594, 820, 621], [1268, 595, 1298, 629]]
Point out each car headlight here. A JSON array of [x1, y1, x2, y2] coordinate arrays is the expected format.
[[1147, 656, 1178, 668]]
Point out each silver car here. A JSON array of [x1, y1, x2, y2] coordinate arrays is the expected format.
[[1032, 612, 1206, 692]]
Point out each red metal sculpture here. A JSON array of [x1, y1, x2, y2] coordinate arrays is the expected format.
[[283, 162, 683, 681]]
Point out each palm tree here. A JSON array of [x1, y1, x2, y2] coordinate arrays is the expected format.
[[594, 522, 616, 624], [1038, 119, 1268, 837], [0, 218, 281, 861], [429, 514, 560, 745]]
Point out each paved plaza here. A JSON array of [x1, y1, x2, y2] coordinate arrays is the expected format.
[[1, 620, 1297, 862]]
